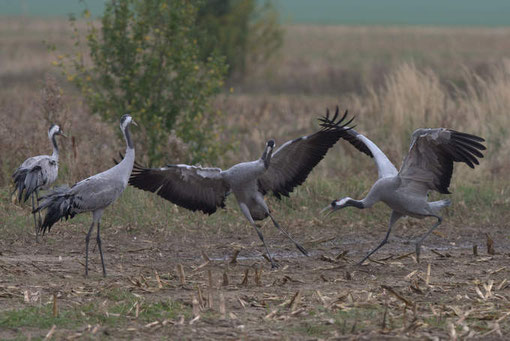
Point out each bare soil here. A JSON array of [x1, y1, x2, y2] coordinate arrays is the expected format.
[[1, 219, 510, 340]]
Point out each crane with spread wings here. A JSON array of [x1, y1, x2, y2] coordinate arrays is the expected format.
[[129, 108, 369, 268], [321, 123, 486, 264]]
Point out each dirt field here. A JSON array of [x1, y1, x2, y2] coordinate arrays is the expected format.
[[1, 214, 509, 340]]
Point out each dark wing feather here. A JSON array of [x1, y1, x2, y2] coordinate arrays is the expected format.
[[129, 163, 230, 214], [23, 166, 44, 201], [318, 108, 373, 157], [258, 108, 362, 198], [399, 128, 486, 195]]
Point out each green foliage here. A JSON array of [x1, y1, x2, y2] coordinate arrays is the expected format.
[[197, 0, 283, 79], [0, 304, 82, 329], [0, 298, 189, 330], [54, 0, 229, 165]]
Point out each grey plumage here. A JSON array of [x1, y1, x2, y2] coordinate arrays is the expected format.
[[12, 124, 66, 239], [34, 114, 136, 277], [129, 108, 360, 268], [322, 126, 486, 263]]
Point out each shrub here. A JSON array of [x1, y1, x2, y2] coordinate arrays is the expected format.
[[53, 0, 229, 165]]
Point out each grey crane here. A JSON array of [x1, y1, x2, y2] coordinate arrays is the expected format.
[[321, 124, 486, 264], [12, 124, 66, 239], [34, 115, 136, 277], [129, 109, 365, 268]]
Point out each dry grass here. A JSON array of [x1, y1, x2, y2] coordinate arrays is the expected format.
[[248, 25, 510, 94], [2, 20, 510, 175], [1, 19, 509, 219], [214, 61, 510, 188]]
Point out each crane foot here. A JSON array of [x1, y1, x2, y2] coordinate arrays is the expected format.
[[296, 244, 309, 257]]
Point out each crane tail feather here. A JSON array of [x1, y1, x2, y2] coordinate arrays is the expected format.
[[34, 186, 76, 235], [23, 166, 43, 202], [12, 166, 44, 203]]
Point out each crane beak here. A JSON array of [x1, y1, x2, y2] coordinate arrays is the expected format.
[[320, 205, 335, 217], [60, 131, 68, 138], [132, 120, 139, 127]]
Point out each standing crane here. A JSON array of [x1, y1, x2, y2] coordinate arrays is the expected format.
[[320, 123, 486, 264], [129, 109, 367, 268], [12, 124, 66, 239], [34, 115, 136, 277]]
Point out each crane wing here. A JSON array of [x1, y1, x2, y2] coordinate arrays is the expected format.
[[398, 128, 486, 196], [129, 163, 230, 214], [355, 132, 398, 179], [13, 155, 57, 201], [69, 176, 125, 213], [318, 110, 397, 179], [258, 108, 359, 199]]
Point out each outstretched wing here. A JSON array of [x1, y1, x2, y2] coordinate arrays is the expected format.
[[349, 129, 398, 179], [398, 128, 486, 196], [258, 108, 360, 199], [318, 109, 373, 158], [319, 110, 398, 179], [129, 163, 230, 214]]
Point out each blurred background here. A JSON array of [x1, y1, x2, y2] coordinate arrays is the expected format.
[[1, 0, 509, 223], [4, 0, 510, 25]]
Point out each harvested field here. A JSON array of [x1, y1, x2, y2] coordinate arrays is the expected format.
[[1, 215, 510, 339]]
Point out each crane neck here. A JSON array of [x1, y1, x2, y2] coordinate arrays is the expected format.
[[120, 124, 135, 170], [50, 133, 59, 160], [359, 191, 379, 209], [123, 124, 134, 150], [348, 199, 366, 209], [261, 146, 273, 169], [121, 144, 135, 165]]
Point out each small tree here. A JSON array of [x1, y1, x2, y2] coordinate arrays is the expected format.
[[55, 0, 228, 165]]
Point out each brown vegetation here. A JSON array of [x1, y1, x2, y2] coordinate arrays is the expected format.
[[2, 20, 510, 183]]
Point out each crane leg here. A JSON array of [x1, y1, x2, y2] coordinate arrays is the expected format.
[[96, 221, 107, 277], [35, 189, 42, 242], [30, 192, 39, 242], [358, 211, 402, 265], [253, 223, 278, 269], [35, 189, 42, 228], [268, 213, 308, 256], [85, 221, 95, 277], [415, 216, 442, 263], [239, 203, 278, 269]]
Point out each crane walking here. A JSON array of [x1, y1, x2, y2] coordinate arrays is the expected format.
[[12, 124, 66, 239], [129, 108, 366, 268], [34, 115, 136, 277], [320, 124, 486, 264]]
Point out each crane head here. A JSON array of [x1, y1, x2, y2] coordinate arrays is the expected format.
[[48, 124, 67, 138], [262, 140, 275, 169], [120, 114, 138, 129], [320, 197, 354, 216]]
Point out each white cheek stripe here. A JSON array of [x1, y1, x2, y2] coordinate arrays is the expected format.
[[49, 125, 59, 137], [336, 198, 349, 206]]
